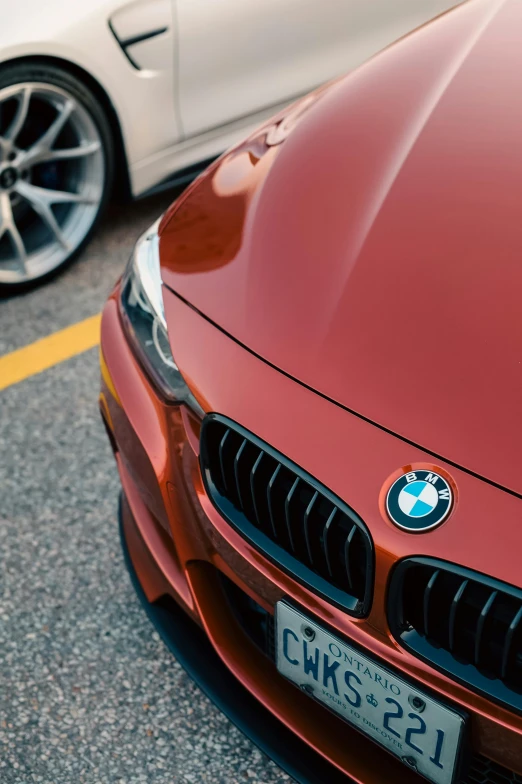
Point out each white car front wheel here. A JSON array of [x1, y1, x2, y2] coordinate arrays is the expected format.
[[0, 63, 114, 291]]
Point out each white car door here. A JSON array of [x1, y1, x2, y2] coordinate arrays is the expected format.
[[175, 0, 462, 140]]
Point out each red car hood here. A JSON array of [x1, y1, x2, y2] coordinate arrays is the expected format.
[[160, 0, 522, 497]]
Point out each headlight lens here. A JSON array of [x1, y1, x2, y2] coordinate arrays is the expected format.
[[120, 218, 204, 417]]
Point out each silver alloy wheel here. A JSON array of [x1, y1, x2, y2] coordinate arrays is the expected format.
[[0, 82, 104, 284]]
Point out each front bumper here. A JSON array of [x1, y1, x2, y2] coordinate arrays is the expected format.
[[100, 286, 522, 784], [118, 494, 351, 784]]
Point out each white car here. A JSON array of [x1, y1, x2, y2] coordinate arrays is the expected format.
[[0, 0, 462, 290]]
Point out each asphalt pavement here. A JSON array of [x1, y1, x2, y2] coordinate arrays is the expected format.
[[0, 193, 291, 784]]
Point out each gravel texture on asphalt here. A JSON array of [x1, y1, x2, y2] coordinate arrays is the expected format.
[[0, 196, 291, 784]]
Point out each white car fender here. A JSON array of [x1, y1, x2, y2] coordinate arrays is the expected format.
[[0, 0, 181, 196]]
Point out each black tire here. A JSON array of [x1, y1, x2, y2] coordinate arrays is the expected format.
[[0, 61, 115, 294]]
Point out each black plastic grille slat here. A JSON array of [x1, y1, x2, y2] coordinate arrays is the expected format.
[[502, 606, 522, 680], [249, 451, 265, 528], [390, 558, 522, 713], [423, 569, 440, 638], [449, 579, 468, 652], [218, 430, 231, 493], [323, 508, 337, 579], [284, 477, 300, 553], [303, 491, 319, 567], [267, 464, 282, 540], [250, 452, 279, 537], [343, 525, 358, 593], [234, 439, 248, 510], [201, 416, 373, 615], [475, 591, 498, 669]]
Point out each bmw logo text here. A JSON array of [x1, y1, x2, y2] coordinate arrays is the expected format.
[[385, 469, 453, 532]]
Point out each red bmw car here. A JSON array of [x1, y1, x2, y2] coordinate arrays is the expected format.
[[99, 1, 522, 782]]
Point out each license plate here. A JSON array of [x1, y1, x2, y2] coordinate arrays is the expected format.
[[276, 603, 465, 784]]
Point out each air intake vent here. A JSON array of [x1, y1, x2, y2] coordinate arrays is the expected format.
[[200, 415, 373, 615], [389, 558, 522, 712], [465, 755, 522, 784]]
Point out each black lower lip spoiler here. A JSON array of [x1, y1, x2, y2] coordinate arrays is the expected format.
[[118, 495, 353, 784]]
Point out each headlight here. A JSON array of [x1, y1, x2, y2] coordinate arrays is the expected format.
[[120, 218, 204, 417]]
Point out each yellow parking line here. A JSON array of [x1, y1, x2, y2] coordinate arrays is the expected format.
[[0, 313, 101, 392]]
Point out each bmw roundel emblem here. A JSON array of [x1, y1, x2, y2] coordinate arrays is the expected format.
[[386, 469, 454, 532]]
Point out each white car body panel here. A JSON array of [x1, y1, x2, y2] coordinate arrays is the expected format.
[[176, 0, 463, 139], [0, 0, 180, 194], [0, 0, 464, 197]]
